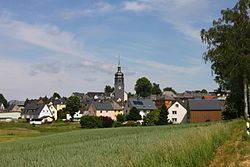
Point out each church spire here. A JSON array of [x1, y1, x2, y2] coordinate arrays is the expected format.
[[117, 54, 121, 72]]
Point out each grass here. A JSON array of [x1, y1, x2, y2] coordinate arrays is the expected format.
[[0, 121, 80, 142], [0, 120, 242, 167]]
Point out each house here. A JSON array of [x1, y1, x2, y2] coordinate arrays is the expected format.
[[88, 100, 123, 120], [86, 92, 106, 100], [66, 109, 86, 121], [153, 95, 175, 109], [0, 112, 21, 122], [7, 104, 24, 112], [188, 99, 224, 123], [0, 103, 5, 111], [22, 103, 54, 124], [168, 101, 188, 124], [124, 98, 157, 120], [48, 104, 58, 120]]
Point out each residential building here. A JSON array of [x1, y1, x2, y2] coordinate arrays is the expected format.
[[188, 99, 224, 123], [0, 103, 5, 111], [124, 98, 157, 120], [168, 101, 188, 124], [22, 103, 54, 124], [88, 100, 123, 120], [0, 112, 21, 122]]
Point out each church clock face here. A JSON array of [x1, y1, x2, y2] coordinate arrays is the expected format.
[[118, 86, 121, 90]]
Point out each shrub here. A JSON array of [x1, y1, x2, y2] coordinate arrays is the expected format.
[[124, 120, 140, 127], [80, 116, 102, 128], [100, 116, 114, 128], [114, 121, 123, 127], [116, 114, 125, 123], [126, 107, 141, 121]]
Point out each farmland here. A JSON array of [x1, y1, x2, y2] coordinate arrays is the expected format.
[[0, 120, 246, 167]]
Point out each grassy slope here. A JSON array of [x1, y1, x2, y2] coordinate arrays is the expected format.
[[0, 120, 241, 167], [0, 121, 80, 142]]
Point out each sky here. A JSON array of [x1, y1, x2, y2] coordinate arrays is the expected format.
[[0, 0, 238, 101]]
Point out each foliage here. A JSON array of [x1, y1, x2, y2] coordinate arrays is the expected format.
[[124, 120, 140, 126], [66, 96, 81, 121], [57, 109, 67, 120], [143, 109, 160, 126], [116, 114, 125, 123], [127, 92, 135, 98], [201, 0, 250, 117], [52, 92, 61, 99], [114, 121, 123, 127], [157, 104, 169, 125], [100, 116, 114, 128], [152, 83, 162, 95], [126, 107, 142, 121], [201, 89, 208, 93], [104, 85, 114, 96], [80, 116, 102, 128], [0, 94, 8, 108], [163, 87, 177, 94], [0, 120, 242, 167], [134, 77, 152, 97]]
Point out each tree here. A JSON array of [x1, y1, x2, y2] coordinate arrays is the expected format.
[[52, 92, 61, 99], [66, 96, 81, 121], [126, 107, 142, 121], [163, 87, 177, 94], [201, 0, 250, 122], [0, 94, 8, 108], [143, 109, 160, 126], [80, 116, 102, 128], [152, 83, 162, 95], [201, 89, 208, 94], [116, 114, 125, 123], [157, 104, 169, 125], [104, 85, 114, 96], [134, 77, 152, 97]]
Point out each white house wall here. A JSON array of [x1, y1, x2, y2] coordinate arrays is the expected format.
[[168, 102, 187, 124], [38, 105, 53, 119]]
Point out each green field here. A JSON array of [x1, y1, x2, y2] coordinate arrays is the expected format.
[[0, 120, 242, 167]]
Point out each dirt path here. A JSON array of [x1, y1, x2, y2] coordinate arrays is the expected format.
[[209, 128, 250, 167]]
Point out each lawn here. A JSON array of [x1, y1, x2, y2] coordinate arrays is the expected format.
[[0, 120, 243, 167]]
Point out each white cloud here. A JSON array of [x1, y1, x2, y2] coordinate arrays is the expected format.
[[63, 1, 114, 20], [123, 0, 211, 41], [123, 1, 151, 12]]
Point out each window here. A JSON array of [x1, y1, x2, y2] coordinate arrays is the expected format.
[[172, 111, 177, 114], [106, 111, 108, 113], [100, 110, 102, 113], [172, 118, 177, 122], [175, 103, 179, 107]]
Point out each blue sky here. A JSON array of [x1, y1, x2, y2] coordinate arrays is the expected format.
[[0, 0, 237, 100]]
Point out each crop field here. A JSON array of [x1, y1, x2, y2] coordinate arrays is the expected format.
[[0, 120, 242, 167]]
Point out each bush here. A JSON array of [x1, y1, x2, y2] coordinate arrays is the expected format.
[[100, 116, 114, 128], [116, 114, 125, 123], [126, 107, 141, 121], [124, 121, 140, 127], [114, 121, 123, 127], [80, 116, 102, 128]]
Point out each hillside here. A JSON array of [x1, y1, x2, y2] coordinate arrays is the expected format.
[[0, 120, 245, 167]]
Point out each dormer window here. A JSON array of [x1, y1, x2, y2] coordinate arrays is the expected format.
[[175, 103, 179, 107]]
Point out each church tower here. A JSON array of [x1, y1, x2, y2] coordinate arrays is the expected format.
[[114, 57, 124, 102]]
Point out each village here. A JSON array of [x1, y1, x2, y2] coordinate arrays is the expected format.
[[0, 62, 227, 126]]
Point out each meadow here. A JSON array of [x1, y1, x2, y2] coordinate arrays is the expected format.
[[0, 120, 242, 167]]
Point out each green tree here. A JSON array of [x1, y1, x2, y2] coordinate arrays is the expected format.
[[143, 109, 160, 126], [134, 77, 152, 97], [104, 85, 114, 96], [163, 87, 177, 94], [0, 94, 8, 108], [66, 96, 81, 121], [157, 104, 169, 125], [126, 107, 142, 121], [201, 0, 250, 120], [201, 89, 208, 94], [80, 116, 102, 128], [116, 114, 125, 123], [152, 83, 162, 95], [52, 92, 61, 99]]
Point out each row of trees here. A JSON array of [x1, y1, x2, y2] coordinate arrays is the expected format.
[[201, 0, 250, 121]]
